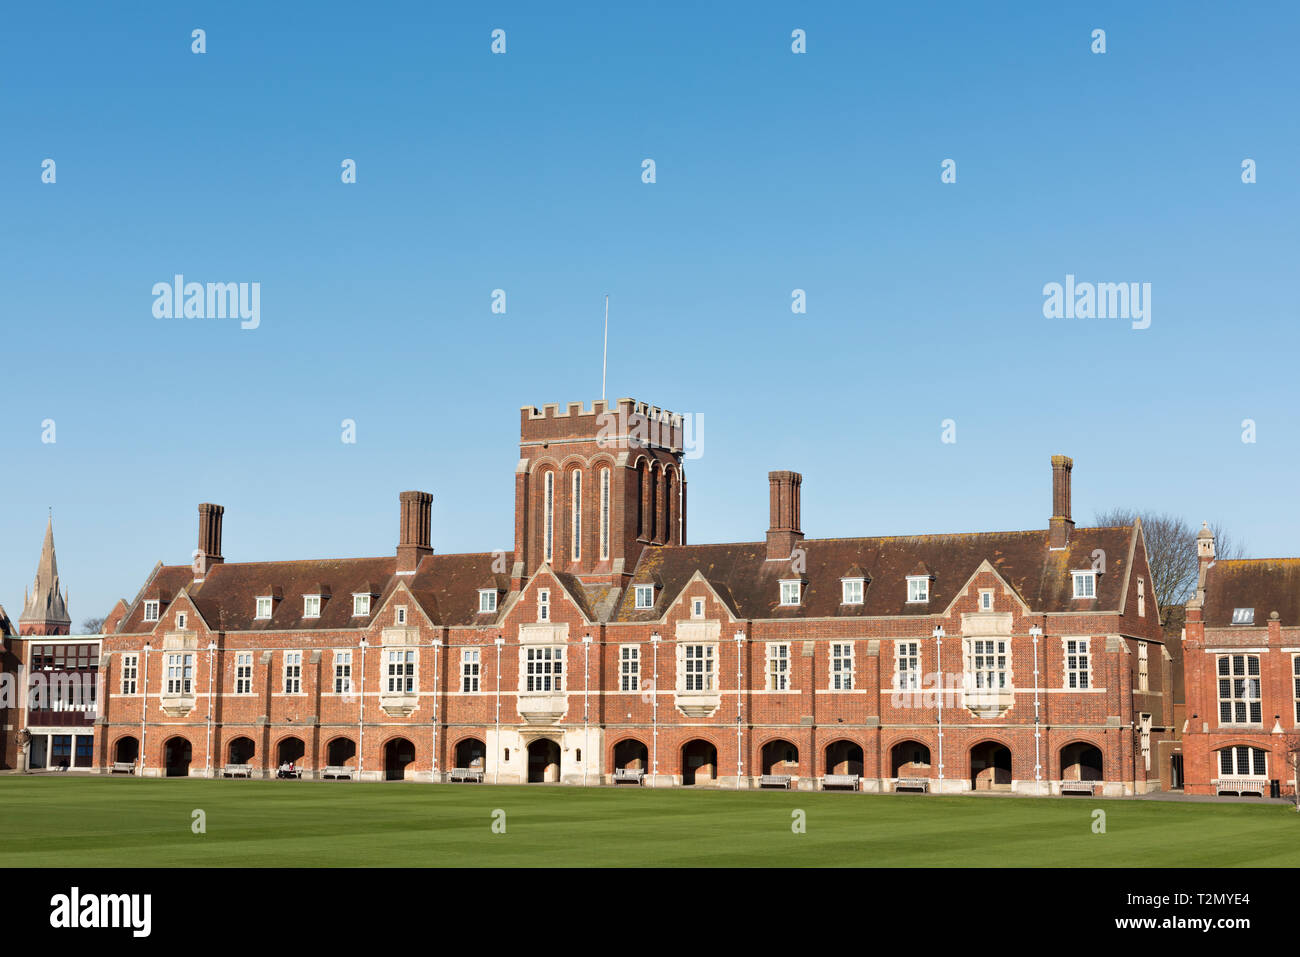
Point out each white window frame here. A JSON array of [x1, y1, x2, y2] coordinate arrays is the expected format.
[[1137, 641, 1149, 691], [599, 468, 611, 561], [969, 638, 1009, 691], [352, 594, 371, 617], [895, 640, 920, 691], [1071, 571, 1096, 599], [906, 577, 929, 603], [779, 580, 801, 606], [164, 652, 193, 695], [1064, 638, 1090, 689], [1218, 654, 1261, 725], [691, 598, 705, 619], [979, 589, 993, 612], [841, 578, 864, 605], [571, 469, 582, 562], [235, 652, 253, 694], [461, 648, 481, 693], [1137, 577, 1146, 618], [121, 654, 139, 695], [255, 596, 272, 619], [830, 642, 854, 690], [386, 649, 416, 694], [333, 650, 352, 695], [303, 595, 321, 619], [283, 651, 303, 694], [634, 585, 655, 609], [524, 645, 563, 692], [478, 590, 498, 614], [1231, 607, 1255, 625], [176, 612, 187, 629], [681, 644, 715, 692], [543, 470, 554, 564], [143, 600, 160, 622], [620, 645, 640, 692], [537, 588, 550, 622], [766, 642, 790, 691], [395, 605, 407, 625], [1218, 745, 1267, 778]]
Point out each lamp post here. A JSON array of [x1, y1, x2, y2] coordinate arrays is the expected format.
[[932, 626, 944, 793], [650, 632, 661, 787], [1029, 625, 1043, 791], [734, 631, 746, 790]]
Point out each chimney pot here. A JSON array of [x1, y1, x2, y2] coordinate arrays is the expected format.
[[194, 503, 225, 578], [766, 471, 804, 561], [397, 490, 433, 572], [1049, 456, 1073, 550]]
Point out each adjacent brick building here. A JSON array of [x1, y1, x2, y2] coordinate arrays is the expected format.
[[1182, 526, 1300, 796], [90, 398, 1172, 793]]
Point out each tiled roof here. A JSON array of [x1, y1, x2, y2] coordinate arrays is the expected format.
[[614, 527, 1135, 622], [1203, 558, 1300, 628]]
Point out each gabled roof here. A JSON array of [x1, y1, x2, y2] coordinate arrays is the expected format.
[[615, 527, 1135, 622], [114, 553, 514, 633], [1203, 558, 1300, 627]]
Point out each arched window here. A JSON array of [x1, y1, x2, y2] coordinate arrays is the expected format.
[[571, 470, 582, 562], [599, 468, 610, 560], [543, 471, 554, 563]]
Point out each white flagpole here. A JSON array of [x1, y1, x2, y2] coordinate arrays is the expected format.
[[602, 294, 609, 401]]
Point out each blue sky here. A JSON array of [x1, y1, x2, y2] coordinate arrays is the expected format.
[[1, 2, 1296, 625]]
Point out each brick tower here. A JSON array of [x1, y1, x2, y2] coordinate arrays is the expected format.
[[512, 399, 685, 588]]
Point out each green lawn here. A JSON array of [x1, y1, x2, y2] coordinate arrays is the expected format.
[[1, 776, 1296, 867]]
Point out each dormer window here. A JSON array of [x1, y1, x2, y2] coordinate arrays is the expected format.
[[395, 605, 407, 625], [841, 579, 864, 605], [1231, 607, 1255, 625], [635, 585, 655, 609], [304, 595, 322, 618], [352, 594, 371, 617], [479, 590, 498, 614], [143, 600, 160, 622], [255, 596, 273, 619], [907, 577, 929, 603], [1071, 571, 1096, 599], [780, 580, 801, 606]]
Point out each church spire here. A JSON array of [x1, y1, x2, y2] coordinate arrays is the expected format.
[[18, 514, 71, 636]]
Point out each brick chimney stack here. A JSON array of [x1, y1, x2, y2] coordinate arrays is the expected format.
[[194, 503, 225, 578], [397, 491, 433, 573], [1049, 455, 1073, 550], [766, 470, 804, 561]]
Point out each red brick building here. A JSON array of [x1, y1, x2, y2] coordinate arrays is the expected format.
[[94, 398, 1171, 794], [1182, 525, 1300, 796]]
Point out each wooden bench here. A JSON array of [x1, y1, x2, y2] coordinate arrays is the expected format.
[[758, 774, 792, 789], [449, 767, 484, 783], [110, 762, 135, 775], [221, 764, 254, 778], [1215, 778, 1266, 796], [613, 768, 645, 785], [895, 777, 930, 793], [1059, 780, 1096, 796], [822, 774, 860, 791], [321, 766, 355, 780]]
